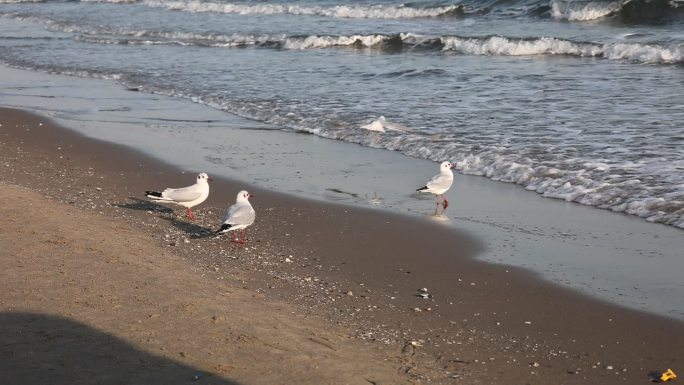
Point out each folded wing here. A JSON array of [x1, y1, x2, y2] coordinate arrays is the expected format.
[[161, 185, 203, 202], [223, 203, 256, 226]]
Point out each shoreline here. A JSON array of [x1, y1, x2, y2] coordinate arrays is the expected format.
[[2, 106, 683, 384], [1, 63, 683, 320]]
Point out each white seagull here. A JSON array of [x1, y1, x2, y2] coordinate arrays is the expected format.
[[145, 172, 212, 220], [416, 161, 456, 208], [360, 116, 410, 134], [216, 190, 255, 244]]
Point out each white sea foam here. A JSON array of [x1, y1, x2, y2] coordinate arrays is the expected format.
[[444, 154, 684, 228], [441, 35, 682, 64], [603, 42, 683, 63], [550, 0, 622, 21], [441, 35, 603, 57], [80, 0, 138, 3], [281, 34, 387, 49], [140, 0, 463, 19]]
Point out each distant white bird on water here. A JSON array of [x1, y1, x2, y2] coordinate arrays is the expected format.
[[360, 116, 410, 134], [145, 172, 212, 220], [216, 190, 255, 244], [416, 161, 456, 208]]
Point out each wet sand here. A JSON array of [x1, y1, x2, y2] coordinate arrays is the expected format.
[[3, 64, 682, 319], [1, 107, 683, 384]]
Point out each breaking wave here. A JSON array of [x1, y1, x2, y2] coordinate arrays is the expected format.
[[140, 0, 468, 19], [10, 12, 679, 65], [314, 129, 684, 229], [550, 0, 684, 24], [3, 0, 683, 24], [132, 0, 684, 24]]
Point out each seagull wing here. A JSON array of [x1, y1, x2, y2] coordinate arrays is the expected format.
[[426, 173, 453, 191], [162, 184, 203, 203], [222, 203, 255, 226]]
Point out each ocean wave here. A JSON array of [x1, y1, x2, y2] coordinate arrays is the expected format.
[[441, 35, 683, 63], [2, 12, 681, 64], [140, 0, 468, 19], [550, 0, 684, 24], [324, 127, 684, 229], [550, 0, 622, 21], [3, 0, 682, 25], [80, 0, 139, 3], [451, 155, 684, 228]]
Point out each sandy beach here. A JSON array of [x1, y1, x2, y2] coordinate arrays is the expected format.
[[1, 106, 683, 384]]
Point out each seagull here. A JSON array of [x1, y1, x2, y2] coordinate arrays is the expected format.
[[216, 190, 255, 244], [360, 116, 410, 134], [145, 172, 212, 220], [416, 161, 456, 208]]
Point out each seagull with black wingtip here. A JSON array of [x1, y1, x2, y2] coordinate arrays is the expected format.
[[145, 172, 212, 220]]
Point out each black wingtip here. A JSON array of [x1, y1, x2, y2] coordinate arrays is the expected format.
[[215, 223, 232, 234], [416, 186, 428, 192], [145, 190, 162, 198]]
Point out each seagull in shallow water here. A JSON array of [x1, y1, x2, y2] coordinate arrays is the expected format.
[[416, 161, 456, 209], [360, 116, 410, 134], [145, 172, 212, 220], [216, 190, 255, 244]]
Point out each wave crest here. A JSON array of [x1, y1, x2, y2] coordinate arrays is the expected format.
[[140, 0, 466, 19], [3, 12, 682, 64], [551, 0, 684, 23], [550, 0, 622, 21]]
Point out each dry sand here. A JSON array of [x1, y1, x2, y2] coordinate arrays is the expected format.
[[1, 107, 683, 384], [0, 183, 410, 385]]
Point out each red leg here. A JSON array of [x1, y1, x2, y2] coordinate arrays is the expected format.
[[442, 195, 449, 209], [186, 208, 196, 220], [435, 194, 440, 206], [230, 232, 237, 243], [240, 229, 247, 244]]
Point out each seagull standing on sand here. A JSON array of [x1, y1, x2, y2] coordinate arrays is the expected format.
[[145, 172, 212, 220], [416, 161, 456, 209], [216, 190, 255, 244]]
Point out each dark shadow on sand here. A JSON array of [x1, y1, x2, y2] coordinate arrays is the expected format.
[[0, 312, 241, 385], [167, 217, 215, 239], [116, 198, 215, 237], [115, 197, 174, 214]]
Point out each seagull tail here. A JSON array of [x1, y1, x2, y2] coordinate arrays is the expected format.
[[145, 190, 163, 198], [216, 223, 233, 234]]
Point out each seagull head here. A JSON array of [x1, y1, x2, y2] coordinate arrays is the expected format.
[[236, 190, 253, 203], [440, 161, 455, 171], [197, 172, 213, 183]]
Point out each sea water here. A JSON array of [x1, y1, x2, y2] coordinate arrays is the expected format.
[[1, 0, 683, 319], [0, 0, 682, 228]]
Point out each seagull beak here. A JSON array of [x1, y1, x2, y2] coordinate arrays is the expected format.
[[450, 164, 456, 169], [208, 177, 214, 182], [249, 194, 254, 198]]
